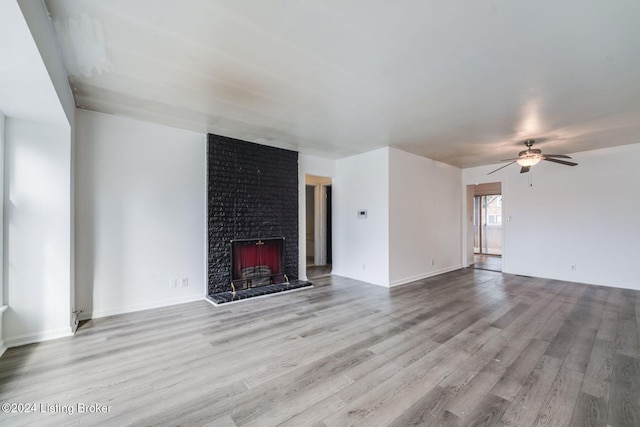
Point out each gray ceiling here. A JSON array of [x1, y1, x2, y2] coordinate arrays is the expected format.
[[44, 0, 640, 168]]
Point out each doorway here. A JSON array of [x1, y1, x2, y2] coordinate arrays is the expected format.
[[474, 194, 503, 256], [305, 175, 332, 279], [470, 183, 503, 272]]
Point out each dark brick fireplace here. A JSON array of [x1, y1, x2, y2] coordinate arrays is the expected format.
[[207, 134, 310, 303]]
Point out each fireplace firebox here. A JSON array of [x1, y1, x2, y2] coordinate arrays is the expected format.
[[230, 237, 287, 291]]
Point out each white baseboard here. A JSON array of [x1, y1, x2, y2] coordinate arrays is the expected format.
[[0, 306, 7, 356], [79, 294, 205, 320], [389, 265, 463, 288], [5, 327, 74, 349], [329, 270, 390, 288]]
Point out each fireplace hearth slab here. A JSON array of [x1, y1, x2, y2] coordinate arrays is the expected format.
[[206, 280, 312, 305]]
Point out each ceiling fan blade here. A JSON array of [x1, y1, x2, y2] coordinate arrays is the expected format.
[[520, 166, 530, 174], [487, 160, 516, 175], [542, 154, 572, 159], [543, 158, 578, 166], [500, 157, 520, 162]]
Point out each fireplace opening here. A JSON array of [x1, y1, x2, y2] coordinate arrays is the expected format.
[[231, 237, 287, 291]]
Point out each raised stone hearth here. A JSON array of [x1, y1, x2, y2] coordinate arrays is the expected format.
[[207, 280, 312, 305]]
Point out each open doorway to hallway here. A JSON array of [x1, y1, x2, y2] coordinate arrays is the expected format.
[[471, 183, 503, 272], [305, 175, 332, 279]]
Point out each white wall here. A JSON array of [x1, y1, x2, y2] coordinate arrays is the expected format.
[[0, 112, 5, 355], [463, 143, 640, 290], [3, 118, 72, 346], [17, 0, 75, 126], [75, 110, 205, 319], [333, 148, 389, 286], [0, 1, 75, 348], [298, 154, 336, 280], [389, 148, 462, 286]]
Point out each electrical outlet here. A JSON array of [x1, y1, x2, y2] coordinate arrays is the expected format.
[[362, 264, 366, 270], [170, 278, 178, 288], [570, 264, 576, 271], [431, 258, 435, 266], [181, 277, 189, 287]]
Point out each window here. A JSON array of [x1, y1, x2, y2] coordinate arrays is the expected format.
[[487, 214, 502, 225]]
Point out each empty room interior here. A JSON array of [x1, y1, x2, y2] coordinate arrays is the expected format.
[[1, 1, 639, 426]]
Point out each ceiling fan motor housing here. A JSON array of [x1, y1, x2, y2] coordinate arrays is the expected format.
[[519, 148, 542, 157]]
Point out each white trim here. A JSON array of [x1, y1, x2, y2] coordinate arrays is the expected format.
[[5, 326, 73, 348], [204, 137, 210, 315], [388, 265, 464, 288], [313, 184, 325, 265], [0, 113, 5, 311], [0, 305, 6, 357], [79, 294, 205, 321], [320, 183, 331, 265]]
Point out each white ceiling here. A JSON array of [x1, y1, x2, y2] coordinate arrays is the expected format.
[[44, 0, 640, 168]]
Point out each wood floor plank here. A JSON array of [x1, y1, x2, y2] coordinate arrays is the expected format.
[[386, 386, 457, 427], [607, 353, 640, 427], [322, 346, 471, 426], [497, 355, 563, 427], [606, 288, 636, 316], [535, 306, 570, 342], [429, 295, 507, 343], [237, 372, 354, 427], [491, 302, 531, 329], [0, 270, 638, 426], [463, 393, 511, 427], [444, 357, 506, 418], [615, 315, 639, 358], [492, 338, 549, 401], [568, 392, 607, 427], [504, 299, 563, 351], [564, 326, 598, 374], [336, 355, 401, 406], [277, 395, 346, 427], [565, 284, 587, 304], [438, 333, 511, 395], [545, 318, 580, 359], [582, 338, 615, 399], [532, 366, 584, 427], [596, 310, 618, 342]]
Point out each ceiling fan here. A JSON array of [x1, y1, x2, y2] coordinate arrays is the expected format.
[[488, 139, 578, 175]]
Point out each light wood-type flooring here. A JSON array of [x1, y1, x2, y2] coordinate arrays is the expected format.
[[1, 268, 639, 426], [307, 264, 333, 279], [472, 254, 502, 272]]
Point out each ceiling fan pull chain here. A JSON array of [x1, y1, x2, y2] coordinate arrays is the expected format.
[[529, 170, 533, 187]]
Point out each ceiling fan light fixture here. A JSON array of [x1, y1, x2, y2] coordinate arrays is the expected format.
[[487, 140, 577, 175], [516, 155, 542, 167]]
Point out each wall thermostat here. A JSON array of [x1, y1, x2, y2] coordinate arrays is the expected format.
[[357, 209, 367, 219]]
